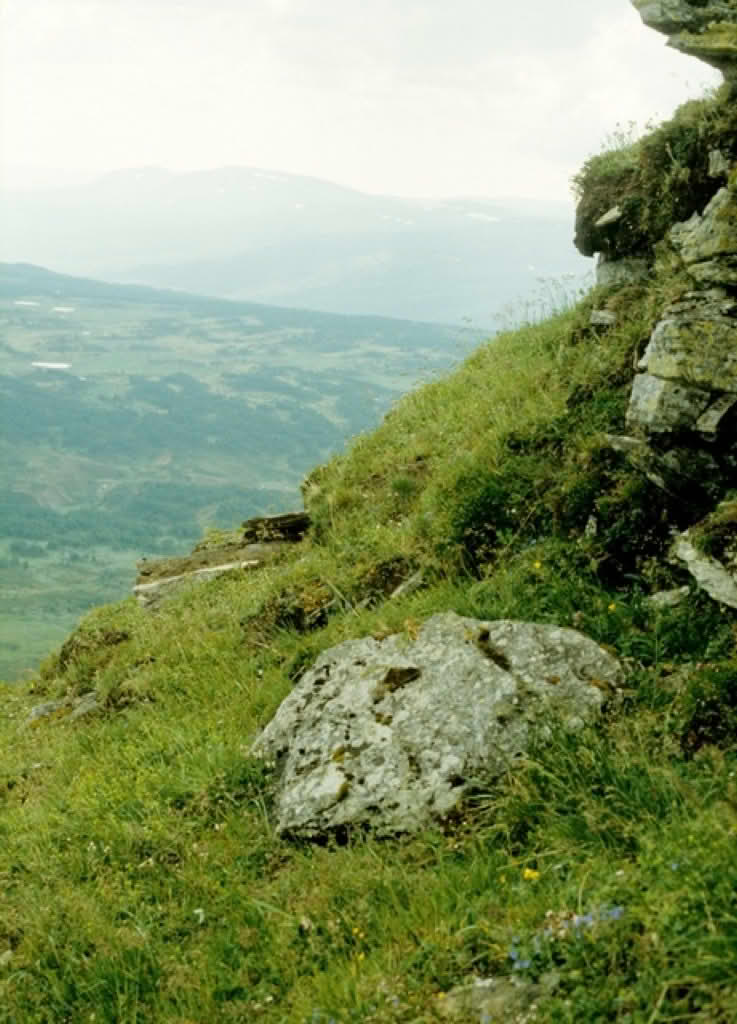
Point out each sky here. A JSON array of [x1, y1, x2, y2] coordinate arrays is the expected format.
[[0, 0, 722, 200]]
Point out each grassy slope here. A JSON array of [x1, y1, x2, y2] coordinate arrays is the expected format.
[[2, 279, 736, 1023], [2, 86, 737, 1018]]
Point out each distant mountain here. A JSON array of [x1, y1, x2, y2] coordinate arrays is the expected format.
[[0, 260, 481, 679], [0, 167, 589, 326]]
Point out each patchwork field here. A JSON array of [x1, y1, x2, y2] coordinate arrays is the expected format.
[[0, 263, 479, 679]]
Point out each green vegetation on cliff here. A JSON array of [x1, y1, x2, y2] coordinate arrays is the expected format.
[[2, 91, 737, 1022], [574, 83, 737, 258], [2, 271, 737, 1021]]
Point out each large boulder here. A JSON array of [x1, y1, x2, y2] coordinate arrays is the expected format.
[[251, 612, 622, 838]]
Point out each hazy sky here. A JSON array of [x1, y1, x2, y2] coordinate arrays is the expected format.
[[0, 0, 721, 199]]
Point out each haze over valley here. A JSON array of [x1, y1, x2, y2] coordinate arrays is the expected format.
[[0, 167, 588, 327]]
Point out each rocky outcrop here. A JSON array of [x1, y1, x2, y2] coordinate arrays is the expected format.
[[133, 511, 310, 609], [622, 3, 737, 441], [626, 184, 737, 438], [134, 557, 265, 610], [251, 612, 622, 839], [631, 1, 737, 80], [595, 254, 651, 288], [241, 511, 310, 544]]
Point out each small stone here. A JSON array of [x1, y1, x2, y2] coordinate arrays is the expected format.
[[646, 587, 690, 610], [589, 309, 617, 328], [69, 692, 100, 721], [436, 972, 560, 1022], [26, 700, 67, 725], [389, 570, 425, 601], [595, 205, 623, 228], [708, 149, 731, 179], [672, 533, 737, 610], [133, 558, 262, 609]]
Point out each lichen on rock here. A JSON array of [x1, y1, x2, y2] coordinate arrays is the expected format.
[[251, 612, 621, 839]]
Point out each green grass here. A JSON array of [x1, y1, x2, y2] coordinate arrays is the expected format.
[[2, 227, 737, 1020], [573, 83, 737, 259]]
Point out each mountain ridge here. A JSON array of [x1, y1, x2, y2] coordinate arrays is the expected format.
[[0, 167, 588, 326]]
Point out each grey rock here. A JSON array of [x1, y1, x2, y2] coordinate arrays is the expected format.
[[626, 269, 737, 435], [632, 1, 734, 35], [241, 511, 310, 543], [631, 1, 737, 79], [696, 394, 737, 438], [638, 312, 737, 392], [604, 433, 722, 492], [595, 205, 623, 228], [133, 558, 262, 609], [389, 569, 425, 601], [590, 309, 618, 328], [27, 700, 67, 724], [646, 586, 690, 610], [626, 372, 712, 434], [595, 254, 651, 288], [26, 691, 100, 726], [436, 972, 559, 1023], [670, 189, 737, 285], [709, 149, 731, 179], [251, 612, 621, 838], [688, 259, 737, 286], [68, 692, 101, 721], [672, 533, 737, 609], [604, 433, 650, 456]]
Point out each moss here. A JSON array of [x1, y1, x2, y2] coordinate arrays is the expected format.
[[689, 497, 737, 561], [674, 22, 737, 69], [677, 661, 737, 757], [573, 85, 737, 259]]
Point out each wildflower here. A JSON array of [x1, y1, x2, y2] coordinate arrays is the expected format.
[[607, 602, 617, 612], [533, 560, 543, 570], [523, 867, 540, 881]]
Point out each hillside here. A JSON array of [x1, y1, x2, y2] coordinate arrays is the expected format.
[[0, 263, 478, 679], [1, 4, 737, 1022]]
